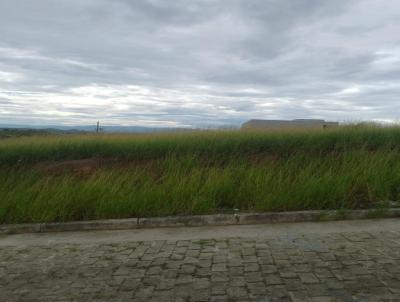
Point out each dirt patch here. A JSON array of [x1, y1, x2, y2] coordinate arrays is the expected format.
[[31, 154, 280, 178], [36, 158, 103, 177], [247, 153, 280, 166], [35, 158, 159, 178]]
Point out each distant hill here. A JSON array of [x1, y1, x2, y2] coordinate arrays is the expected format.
[[241, 119, 339, 129], [0, 124, 194, 136], [0, 127, 88, 139]]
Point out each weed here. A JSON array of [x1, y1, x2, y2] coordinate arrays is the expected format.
[[1, 125, 400, 223]]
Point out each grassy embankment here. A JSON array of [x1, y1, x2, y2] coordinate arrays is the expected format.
[[1, 125, 400, 224]]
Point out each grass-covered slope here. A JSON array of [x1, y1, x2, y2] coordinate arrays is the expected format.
[[1, 125, 400, 223]]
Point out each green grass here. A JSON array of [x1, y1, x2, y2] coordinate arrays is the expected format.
[[1, 125, 400, 224]]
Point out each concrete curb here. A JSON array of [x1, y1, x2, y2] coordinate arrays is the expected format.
[[1, 208, 399, 235]]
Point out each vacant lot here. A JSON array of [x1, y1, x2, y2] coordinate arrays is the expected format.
[[1, 125, 400, 224]]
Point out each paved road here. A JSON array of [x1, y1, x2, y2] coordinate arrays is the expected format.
[[1, 219, 399, 301]]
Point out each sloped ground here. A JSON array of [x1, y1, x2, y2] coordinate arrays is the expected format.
[[4, 126, 400, 224], [1, 219, 399, 301]]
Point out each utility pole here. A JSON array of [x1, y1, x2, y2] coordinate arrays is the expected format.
[[96, 121, 100, 133]]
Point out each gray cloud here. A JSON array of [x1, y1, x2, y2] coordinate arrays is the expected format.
[[0, 0, 400, 127]]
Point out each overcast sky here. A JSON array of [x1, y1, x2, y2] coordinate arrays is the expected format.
[[0, 0, 400, 127]]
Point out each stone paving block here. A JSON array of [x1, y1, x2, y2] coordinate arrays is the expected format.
[[211, 272, 229, 282], [245, 271, 264, 283], [211, 281, 228, 295], [244, 263, 260, 272], [210, 296, 229, 302], [211, 263, 227, 272], [265, 273, 283, 285], [119, 278, 141, 291], [284, 278, 305, 291], [306, 284, 331, 297], [279, 270, 297, 279], [298, 273, 320, 284], [196, 267, 211, 277], [175, 275, 193, 285], [310, 296, 340, 302], [227, 286, 248, 299], [247, 281, 267, 295], [1, 224, 400, 301], [173, 284, 193, 298], [158, 278, 175, 290], [230, 276, 246, 287], [193, 277, 210, 289], [289, 290, 312, 302], [228, 266, 244, 276], [192, 289, 210, 302]]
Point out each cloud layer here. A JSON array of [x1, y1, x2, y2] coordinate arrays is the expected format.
[[1, 0, 400, 127]]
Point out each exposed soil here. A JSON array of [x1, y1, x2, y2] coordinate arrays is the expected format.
[[36, 158, 102, 177], [31, 153, 284, 179], [34, 158, 158, 177], [247, 152, 280, 165]]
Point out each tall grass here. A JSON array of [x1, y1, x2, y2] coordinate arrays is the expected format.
[[1, 125, 400, 223], [2, 125, 400, 166]]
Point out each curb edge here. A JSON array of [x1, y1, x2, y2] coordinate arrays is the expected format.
[[1, 208, 399, 235]]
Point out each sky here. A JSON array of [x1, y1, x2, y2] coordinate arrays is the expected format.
[[0, 0, 400, 128]]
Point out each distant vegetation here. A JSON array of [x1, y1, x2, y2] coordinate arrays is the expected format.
[[1, 124, 400, 223], [0, 128, 52, 139], [0, 128, 87, 139]]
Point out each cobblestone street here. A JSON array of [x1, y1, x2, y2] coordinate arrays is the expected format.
[[1, 219, 400, 301]]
